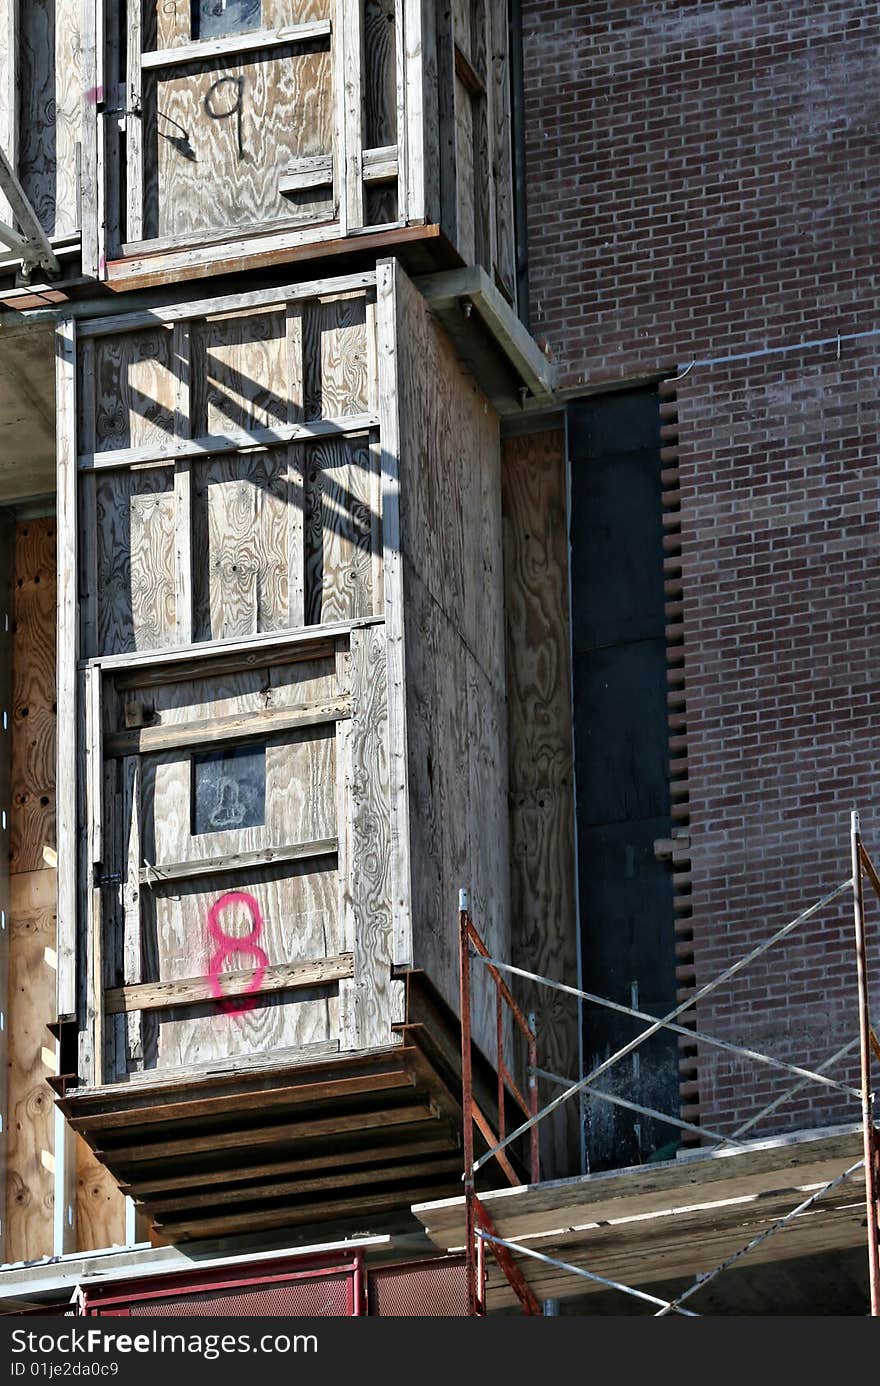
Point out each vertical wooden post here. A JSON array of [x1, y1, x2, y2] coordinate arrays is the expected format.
[[851, 809, 880, 1315], [0, 506, 13, 1263], [56, 318, 78, 1026]]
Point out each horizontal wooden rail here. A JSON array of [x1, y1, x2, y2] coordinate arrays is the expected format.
[[78, 412, 379, 473], [107, 697, 350, 757], [137, 836, 337, 887], [105, 952, 353, 1015], [140, 20, 331, 71]]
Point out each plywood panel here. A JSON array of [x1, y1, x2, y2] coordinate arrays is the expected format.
[[95, 468, 178, 655], [143, 45, 334, 241], [19, 0, 82, 238], [10, 521, 56, 875], [86, 329, 177, 454], [108, 654, 339, 732], [344, 624, 399, 1046], [136, 861, 340, 1073], [391, 263, 508, 1061], [5, 869, 56, 1264], [140, 727, 337, 867], [192, 448, 292, 641], [454, 78, 475, 267], [502, 430, 579, 1178], [304, 434, 378, 624], [76, 1137, 126, 1252], [153, 0, 331, 50], [190, 308, 288, 436], [303, 293, 372, 421], [364, 0, 397, 148]]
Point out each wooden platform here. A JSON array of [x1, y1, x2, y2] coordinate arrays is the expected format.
[[59, 1029, 472, 1243], [58, 975, 517, 1244], [413, 1124, 869, 1310]]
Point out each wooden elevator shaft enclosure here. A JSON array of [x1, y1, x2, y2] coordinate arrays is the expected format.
[[55, 260, 515, 1240]]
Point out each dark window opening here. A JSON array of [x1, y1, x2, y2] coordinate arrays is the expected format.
[[192, 0, 262, 40], [192, 744, 266, 835]]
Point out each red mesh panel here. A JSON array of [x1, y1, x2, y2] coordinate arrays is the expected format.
[[368, 1260, 469, 1316], [127, 1276, 351, 1317]]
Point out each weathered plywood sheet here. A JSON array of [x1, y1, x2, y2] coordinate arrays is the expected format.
[[10, 521, 56, 875], [392, 263, 508, 1060], [18, 0, 82, 238], [136, 861, 340, 1074], [502, 430, 579, 1179], [76, 1137, 126, 1253], [143, 46, 333, 241], [190, 308, 288, 436], [303, 294, 372, 421], [85, 330, 177, 454], [153, 0, 331, 51], [5, 869, 56, 1264], [0, 508, 12, 1260], [364, 0, 397, 148], [343, 624, 400, 1047], [0, 330, 56, 504], [304, 434, 379, 624], [192, 448, 292, 642], [140, 729, 337, 868], [95, 467, 178, 655]]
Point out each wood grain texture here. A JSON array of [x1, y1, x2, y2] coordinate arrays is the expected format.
[[364, 0, 398, 148], [144, 45, 333, 241], [76, 1137, 126, 1253], [192, 448, 292, 642], [454, 74, 476, 267], [303, 292, 372, 420], [393, 263, 508, 1062], [18, 0, 82, 238], [190, 308, 288, 436], [502, 430, 579, 1179], [5, 869, 56, 1264], [140, 728, 336, 870], [342, 624, 400, 1047], [489, 0, 515, 300], [95, 467, 178, 655], [153, 0, 331, 50], [86, 329, 177, 454], [304, 434, 378, 624], [10, 521, 56, 875], [138, 861, 341, 1073]]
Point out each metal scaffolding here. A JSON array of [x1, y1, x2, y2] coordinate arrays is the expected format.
[[458, 811, 880, 1316]]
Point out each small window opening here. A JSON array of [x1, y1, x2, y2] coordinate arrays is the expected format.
[[192, 0, 262, 40], [192, 744, 266, 835]]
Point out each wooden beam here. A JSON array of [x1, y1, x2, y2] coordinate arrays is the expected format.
[[362, 146, 399, 184], [279, 154, 334, 195], [98, 1102, 443, 1163], [105, 696, 351, 757], [133, 1134, 456, 1197], [416, 264, 555, 401], [104, 953, 354, 1016], [139, 20, 331, 70], [94, 618, 378, 680], [156, 1182, 459, 1239], [136, 836, 338, 887], [55, 319, 78, 1022], [150, 1154, 461, 1214], [79, 271, 377, 338], [76, 1064, 413, 1130], [77, 413, 380, 473]]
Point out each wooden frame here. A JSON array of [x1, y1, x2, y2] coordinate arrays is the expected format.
[[80, 0, 515, 301]]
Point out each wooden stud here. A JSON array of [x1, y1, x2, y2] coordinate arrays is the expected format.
[[375, 261, 412, 968], [342, 0, 364, 231], [55, 318, 78, 1024], [121, 756, 142, 1068], [139, 20, 332, 70], [105, 696, 351, 758], [125, 0, 143, 242], [173, 322, 192, 645]]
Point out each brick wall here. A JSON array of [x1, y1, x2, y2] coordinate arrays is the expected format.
[[521, 0, 880, 1135]]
